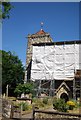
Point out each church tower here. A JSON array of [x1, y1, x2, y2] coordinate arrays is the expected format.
[[24, 28, 53, 82]]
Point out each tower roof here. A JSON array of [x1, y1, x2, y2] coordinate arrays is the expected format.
[[35, 29, 46, 35], [28, 29, 50, 38]]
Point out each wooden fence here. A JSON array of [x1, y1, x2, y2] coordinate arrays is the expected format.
[[33, 109, 81, 120], [2, 99, 21, 119], [2, 98, 81, 120]]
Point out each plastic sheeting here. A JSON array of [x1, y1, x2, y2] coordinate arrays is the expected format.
[[31, 43, 81, 80]]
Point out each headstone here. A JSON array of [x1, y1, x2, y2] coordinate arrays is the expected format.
[[21, 93, 25, 98]]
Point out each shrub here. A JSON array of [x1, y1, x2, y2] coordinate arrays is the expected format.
[[33, 98, 45, 108], [14, 82, 34, 96], [75, 99, 81, 108], [19, 102, 29, 111], [43, 97, 48, 104], [47, 98, 53, 105], [28, 105, 32, 110], [32, 97, 37, 103], [67, 101, 75, 110], [53, 98, 69, 112]]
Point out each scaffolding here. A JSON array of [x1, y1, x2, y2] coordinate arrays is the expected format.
[[73, 70, 81, 100]]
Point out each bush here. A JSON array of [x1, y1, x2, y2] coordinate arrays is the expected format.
[[33, 98, 45, 108], [43, 97, 48, 104], [32, 97, 37, 103], [67, 101, 75, 110], [19, 102, 29, 111], [53, 98, 69, 112], [75, 99, 81, 108], [14, 82, 34, 96]]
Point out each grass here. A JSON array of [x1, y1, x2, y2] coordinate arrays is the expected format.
[[6, 96, 81, 115], [68, 107, 81, 114], [21, 109, 32, 115]]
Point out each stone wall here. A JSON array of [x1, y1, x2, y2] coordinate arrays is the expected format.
[[25, 30, 53, 81]]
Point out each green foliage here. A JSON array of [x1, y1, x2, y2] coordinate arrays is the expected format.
[[14, 82, 34, 96], [53, 98, 69, 112], [19, 102, 29, 111], [43, 97, 48, 104], [32, 97, 37, 103], [67, 100, 76, 110], [2, 50, 24, 96], [0, 50, 2, 86], [13, 101, 32, 111], [33, 98, 45, 108], [0, 2, 13, 19]]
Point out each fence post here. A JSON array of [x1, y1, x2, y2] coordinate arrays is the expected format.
[[32, 107, 35, 120], [10, 103, 14, 118], [20, 104, 23, 118]]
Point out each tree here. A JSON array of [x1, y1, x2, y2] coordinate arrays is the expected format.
[[2, 50, 24, 96], [0, 2, 13, 20], [14, 82, 34, 97]]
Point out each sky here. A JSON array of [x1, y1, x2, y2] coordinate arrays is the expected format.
[[2, 2, 79, 66]]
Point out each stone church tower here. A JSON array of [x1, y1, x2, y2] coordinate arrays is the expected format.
[[24, 29, 53, 82]]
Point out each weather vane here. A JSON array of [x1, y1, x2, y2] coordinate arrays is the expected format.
[[40, 22, 44, 30]]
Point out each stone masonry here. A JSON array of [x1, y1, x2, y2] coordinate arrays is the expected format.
[[24, 29, 81, 100], [25, 29, 53, 82]]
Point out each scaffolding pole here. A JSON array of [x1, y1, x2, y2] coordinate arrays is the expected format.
[[73, 78, 76, 100], [79, 41, 81, 120]]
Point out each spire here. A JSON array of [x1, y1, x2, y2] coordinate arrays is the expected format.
[[36, 29, 46, 35]]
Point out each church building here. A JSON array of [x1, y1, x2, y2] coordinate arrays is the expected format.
[[25, 28, 81, 101]]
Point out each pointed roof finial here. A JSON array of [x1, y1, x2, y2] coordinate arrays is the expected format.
[[40, 22, 44, 30]]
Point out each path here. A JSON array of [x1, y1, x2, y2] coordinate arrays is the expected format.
[[22, 112, 33, 119], [21, 106, 54, 119]]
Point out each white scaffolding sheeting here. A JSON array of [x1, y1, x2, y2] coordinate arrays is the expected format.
[[31, 43, 81, 81]]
